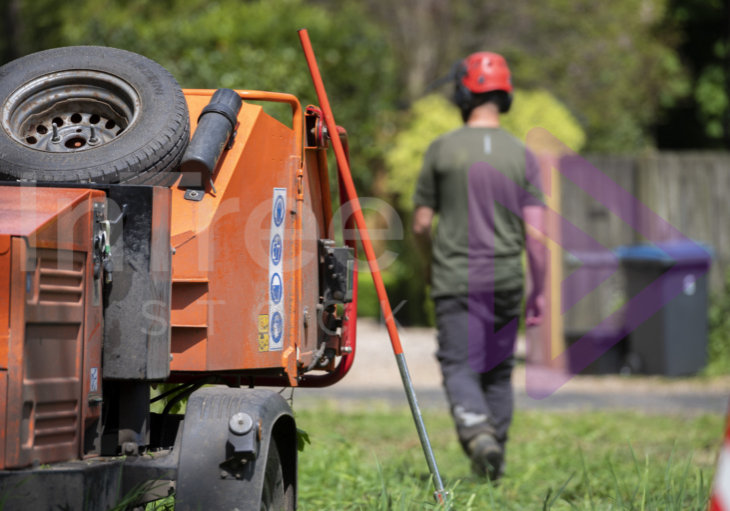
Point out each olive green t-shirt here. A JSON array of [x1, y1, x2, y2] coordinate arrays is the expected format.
[[413, 127, 544, 297]]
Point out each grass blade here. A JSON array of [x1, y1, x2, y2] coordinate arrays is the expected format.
[[580, 447, 596, 511]]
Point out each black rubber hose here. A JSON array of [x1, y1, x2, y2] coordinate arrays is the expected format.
[[180, 88, 242, 187], [157, 382, 206, 448], [150, 378, 208, 404]]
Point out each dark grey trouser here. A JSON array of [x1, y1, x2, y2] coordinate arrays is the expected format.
[[434, 290, 523, 453]]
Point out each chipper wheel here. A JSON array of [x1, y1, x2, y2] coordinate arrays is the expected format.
[[0, 46, 189, 185], [175, 387, 297, 511], [259, 437, 289, 511]]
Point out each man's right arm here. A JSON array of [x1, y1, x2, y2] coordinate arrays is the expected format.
[[412, 206, 435, 284], [412, 140, 439, 285]]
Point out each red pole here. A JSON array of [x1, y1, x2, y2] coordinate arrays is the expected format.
[[297, 31, 403, 356], [298, 28, 447, 504]]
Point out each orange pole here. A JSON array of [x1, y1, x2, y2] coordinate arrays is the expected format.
[[296, 32, 403, 356], [298, 28, 447, 504]]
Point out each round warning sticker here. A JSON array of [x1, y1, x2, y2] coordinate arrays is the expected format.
[[271, 311, 283, 344], [268, 188, 287, 352], [270, 273, 283, 304], [270, 234, 282, 265], [274, 195, 286, 227]]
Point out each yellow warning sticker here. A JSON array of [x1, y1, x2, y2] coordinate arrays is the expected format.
[[258, 314, 269, 352]]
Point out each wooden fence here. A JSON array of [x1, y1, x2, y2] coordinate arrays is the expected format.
[[560, 152, 730, 333]]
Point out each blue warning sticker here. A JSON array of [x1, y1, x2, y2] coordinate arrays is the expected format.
[[270, 273, 283, 305], [268, 188, 286, 351], [273, 195, 286, 227], [90, 367, 98, 393], [271, 311, 283, 345], [270, 234, 282, 265]]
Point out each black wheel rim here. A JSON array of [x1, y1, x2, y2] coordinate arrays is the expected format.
[[1, 70, 140, 153]]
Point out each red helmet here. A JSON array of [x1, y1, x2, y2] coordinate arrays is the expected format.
[[459, 52, 512, 94]]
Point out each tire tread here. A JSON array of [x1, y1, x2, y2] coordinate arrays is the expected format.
[[0, 46, 190, 185]]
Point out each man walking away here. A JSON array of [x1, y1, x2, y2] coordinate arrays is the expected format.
[[412, 52, 546, 480]]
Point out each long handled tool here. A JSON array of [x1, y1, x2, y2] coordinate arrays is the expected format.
[[298, 29, 448, 504]]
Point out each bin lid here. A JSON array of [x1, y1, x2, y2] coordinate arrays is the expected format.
[[565, 250, 620, 267], [616, 240, 713, 266]]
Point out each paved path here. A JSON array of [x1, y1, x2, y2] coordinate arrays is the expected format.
[[296, 387, 729, 415], [295, 319, 730, 415]]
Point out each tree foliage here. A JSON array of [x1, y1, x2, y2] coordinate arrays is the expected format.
[[11, 0, 398, 192], [359, 0, 689, 153], [3, 0, 723, 156], [671, 0, 730, 143], [2, 0, 724, 325]]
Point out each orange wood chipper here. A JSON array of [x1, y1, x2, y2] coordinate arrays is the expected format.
[[0, 31, 447, 510]]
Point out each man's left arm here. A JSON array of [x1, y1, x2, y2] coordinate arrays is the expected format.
[[523, 205, 546, 326], [522, 150, 546, 326]]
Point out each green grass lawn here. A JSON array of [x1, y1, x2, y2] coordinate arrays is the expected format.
[[295, 405, 724, 510]]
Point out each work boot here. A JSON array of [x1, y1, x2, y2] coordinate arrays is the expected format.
[[467, 432, 503, 481]]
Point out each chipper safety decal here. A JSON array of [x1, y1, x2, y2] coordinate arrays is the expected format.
[[268, 188, 287, 351], [258, 314, 269, 352]]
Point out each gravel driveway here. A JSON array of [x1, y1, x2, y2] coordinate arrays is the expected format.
[[295, 319, 730, 415]]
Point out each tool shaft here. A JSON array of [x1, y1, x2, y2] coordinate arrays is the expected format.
[[298, 28, 447, 503]]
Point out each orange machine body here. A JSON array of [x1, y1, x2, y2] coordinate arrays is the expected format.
[[169, 91, 344, 385], [0, 90, 353, 470], [0, 187, 105, 469]]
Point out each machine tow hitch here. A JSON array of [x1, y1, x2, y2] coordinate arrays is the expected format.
[[298, 29, 449, 505]]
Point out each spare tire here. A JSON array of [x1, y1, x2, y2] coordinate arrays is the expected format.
[[0, 46, 190, 185]]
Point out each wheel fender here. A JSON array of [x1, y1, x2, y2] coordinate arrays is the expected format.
[[175, 387, 297, 511]]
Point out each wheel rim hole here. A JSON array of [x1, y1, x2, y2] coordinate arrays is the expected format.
[[105, 120, 116, 130], [52, 117, 64, 127], [116, 127, 124, 136], [36, 125, 48, 135], [89, 114, 100, 124], [70, 113, 82, 124], [76, 128, 82, 133], [26, 136, 37, 145], [64, 137, 86, 149]]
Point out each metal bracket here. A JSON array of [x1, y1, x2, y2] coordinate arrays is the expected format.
[[226, 129, 238, 150], [93, 202, 126, 285], [225, 411, 257, 464], [92, 202, 106, 306], [220, 414, 259, 479], [319, 239, 355, 305], [184, 188, 205, 202], [106, 204, 127, 228], [93, 202, 127, 288]]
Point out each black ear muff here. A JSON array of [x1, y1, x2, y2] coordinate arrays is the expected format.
[[453, 83, 473, 111], [452, 62, 473, 120], [500, 94, 513, 114]]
